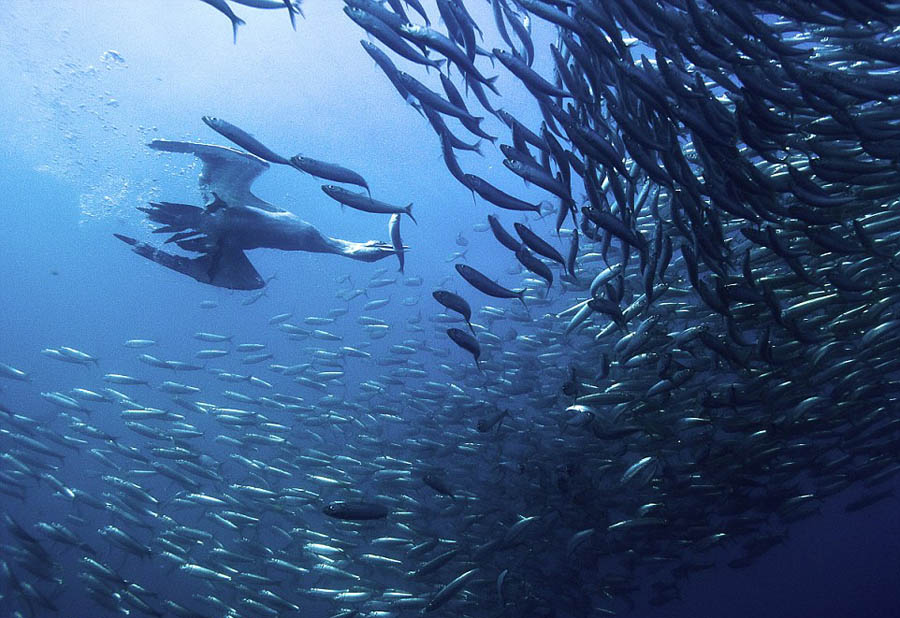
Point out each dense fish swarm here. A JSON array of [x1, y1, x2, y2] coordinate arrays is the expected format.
[[4, 0, 900, 616]]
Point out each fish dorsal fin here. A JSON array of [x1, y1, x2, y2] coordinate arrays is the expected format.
[[148, 140, 279, 212]]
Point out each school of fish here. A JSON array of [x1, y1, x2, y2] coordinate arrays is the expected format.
[[3, 0, 900, 616]]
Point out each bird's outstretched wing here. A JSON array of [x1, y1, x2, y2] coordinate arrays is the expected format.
[[149, 139, 279, 212], [114, 234, 265, 290]]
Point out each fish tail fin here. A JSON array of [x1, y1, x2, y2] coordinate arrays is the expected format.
[[516, 289, 528, 309], [474, 140, 484, 157], [496, 409, 509, 432], [405, 204, 417, 225], [467, 320, 476, 336], [232, 17, 246, 45], [486, 75, 500, 95], [286, 3, 297, 30]]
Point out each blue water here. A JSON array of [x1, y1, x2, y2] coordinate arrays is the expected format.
[[1, 2, 899, 617]]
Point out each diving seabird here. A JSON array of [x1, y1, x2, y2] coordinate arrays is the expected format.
[[115, 139, 400, 290]]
